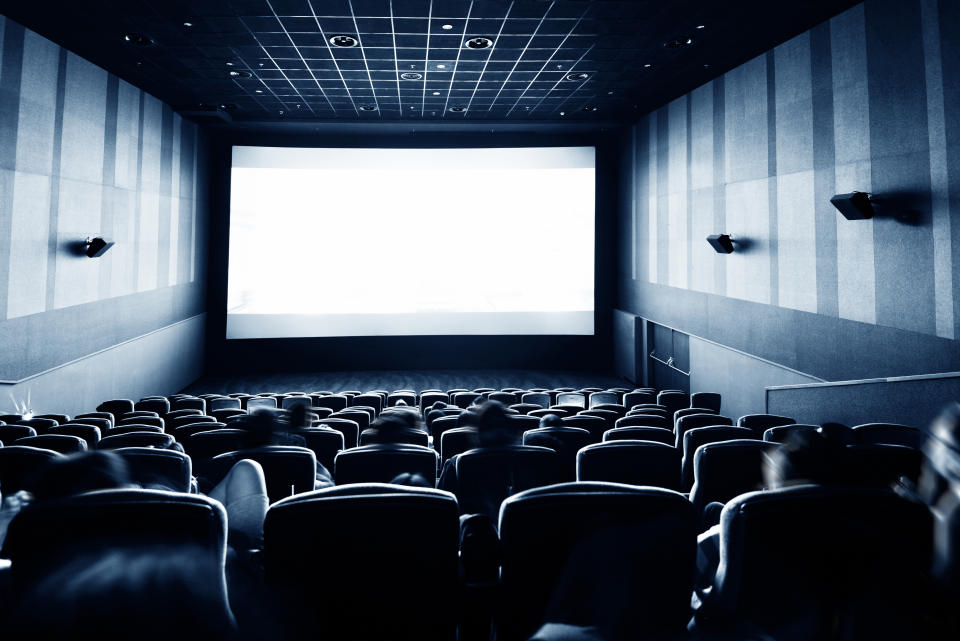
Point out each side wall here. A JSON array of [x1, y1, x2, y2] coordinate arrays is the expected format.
[[0, 16, 208, 415], [617, 0, 960, 416]]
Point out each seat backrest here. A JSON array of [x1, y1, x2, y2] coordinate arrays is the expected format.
[[528, 408, 571, 420], [577, 441, 681, 490], [627, 404, 668, 415], [118, 415, 165, 429], [521, 392, 550, 408], [615, 414, 670, 429], [603, 426, 674, 445], [98, 432, 176, 450], [522, 427, 593, 481], [690, 440, 779, 515], [0, 446, 63, 494], [114, 447, 192, 492], [210, 446, 317, 503], [623, 390, 657, 408], [207, 397, 241, 411], [246, 396, 278, 410], [1, 488, 227, 598], [509, 403, 541, 415], [676, 413, 734, 447], [589, 403, 627, 417], [330, 409, 370, 431], [714, 485, 933, 632], [681, 426, 757, 491], [387, 391, 417, 407], [489, 391, 518, 405], [587, 391, 619, 408], [0, 424, 37, 446], [76, 411, 114, 426], [577, 409, 619, 430], [334, 444, 438, 485], [351, 393, 383, 414], [852, 423, 924, 449], [737, 414, 796, 435], [134, 397, 170, 414], [295, 428, 344, 473], [556, 392, 586, 408], [15, 434, 87, 454], [560, 415, 606, 440], [440, 427, 480, 464], [184, 429, 250, 460], [674, 406, 716, 427], [169, 413, 211, 430], [280, 395, 312, 410], [763, 424, 820, 443], [264, 484, 459, 640], [315, 418, 360, 449], [15, 418, 59, 434], [690, 392, 722, 413], [456, 446, 564, 518], [50, 424, 101, 448], [33, 414, 69, 425], [498, 482, 697, 641], [451, 391, 481, 409], [419, 391, 449, 412], [169, 397, 205, 413], [173, 421, 227, 442], [657, 390, 690, 418], [96, 399, 135, 421], [847, 443, 924, 486], [359, 427, 429, 447], [104, 424, 163, 439]]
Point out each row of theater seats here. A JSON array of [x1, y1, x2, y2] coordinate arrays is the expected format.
[[0, 386, 937, 640]]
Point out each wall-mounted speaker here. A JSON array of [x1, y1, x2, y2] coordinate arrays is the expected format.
[[706, 234, 735, 254], [830, 192, 874, 220], [84, 237, 114, 258]]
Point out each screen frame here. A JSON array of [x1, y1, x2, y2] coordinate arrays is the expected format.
[[204, 125, 617, 374]]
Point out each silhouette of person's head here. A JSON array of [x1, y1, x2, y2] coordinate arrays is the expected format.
[[539, 413, 564, 428], [27, 451, 132, 502], [918, 403, 960, 590], [431, 401, 447, 412], [234, 408, 302, 447], [367, 414, 417, 445], [475, 400, 518, 447], [763, 429, 851, 489]]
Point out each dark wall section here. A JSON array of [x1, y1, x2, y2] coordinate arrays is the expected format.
[[618, 0, 960, 388], [205, 127, 617, 374]]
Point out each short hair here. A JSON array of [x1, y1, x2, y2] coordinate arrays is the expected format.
[[538, 413, 564, 428], [475, 401, 518, 447], [27, 451, 131, 502], [764, 429, 851, 488]]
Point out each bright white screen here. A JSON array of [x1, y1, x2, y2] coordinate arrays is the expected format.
[[227, 146, 595, 338]]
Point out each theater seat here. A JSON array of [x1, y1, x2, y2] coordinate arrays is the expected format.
[[577, 441, 681, 491], [615, 414, 670, 429], [523, 427, 593, 481], [184, 429, 249, 460], [440, 427, 479, 465], [49, 424, 101, 448], [134, 397, 170, 415], [690, 392, 722, 413], [15, 418, 58, 435], [104, 424, 163, 438], [561, 415, 606, 440], [0, 445, 63, 494], [852, 423, 925, 449], [315, 417, 360, 449], [114, 447, 192, 492], [622, 390, 657, 408], [603, 426, 675, 445], [98, 432, 176, 450], [689, 440, 779, 523], [0, 424, 37, 446], [708, 485, 933, 638], [295, 428, 344, 473], [15, 434, 87, 454], [675, 413, 734, 448], [360, 427, 429, 447], [763, 424, 820, 443], [498, 482, 697, 641], [681, 426, 757, 491], [455, 446, 563, 518], [737, 414, 796, 436], [1, 488, 230, 614], [847, 443, 924, 487], [96, 399, 135, 422], [334, 443, 438, 485], [208, 446, 317, 503], [264, 484, 459, 641], [657, 390, 690, 419]]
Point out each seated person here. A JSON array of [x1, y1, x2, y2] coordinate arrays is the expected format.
[[437, 400, 520, 496], [235, 408, 334, 488]]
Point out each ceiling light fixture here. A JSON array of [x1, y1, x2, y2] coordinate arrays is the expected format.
[[560, 111, 565, 116], [449, 105, 466, 112], [696, 24, 706, 29], [122, 32, 154, 46], [226, 62, 234, 66], [432, 91, 441, 95], [644, 63, 652, 68], [183, 22, 193, 27], [330, 35, 359, 47], [665, 36, 695, 48], [229, 70, 252, 78], [464, 36, 493, 49], [437, 64, 446, 69], [442, 24, 453, 30], [400, 72, 423, 80], [255, 89, 263, 93], [360, 105, 376, 111], [564, 72, 589, 81]]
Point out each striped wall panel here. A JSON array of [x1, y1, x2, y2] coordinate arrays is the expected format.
[[629, 0, 958, 343]]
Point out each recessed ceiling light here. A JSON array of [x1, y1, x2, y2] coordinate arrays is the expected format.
[[437, 64, 446, 69], [644, 63, 652, 68], [607, 90, 614, 95], [360, 105, 376, 111], [665, 36, 695, 48], [330, 35, 358, 47], [696, 24, 706, 29], [183, 22, 193, 27], [295, 104, 301, 108], [560, 111, 565, 116], [279, 110, 284, 115], [220, 103, 236, 111], [449, 105, 466, 112], [441, 24, 453, 30], [255, 89, 263, 93], [229, 70, 252, 78], [259, 63, 264, 67], [226, 62, 234, 66], [432, 91, 440, 95], [592, 107, 597, 111], [464, 36, 493, 49], [564, 72, 589, 81], [400, 72, 423, 80], [122, 32, 154, 46]]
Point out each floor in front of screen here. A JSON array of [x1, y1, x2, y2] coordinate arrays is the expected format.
[[184, 369, 626, 396]]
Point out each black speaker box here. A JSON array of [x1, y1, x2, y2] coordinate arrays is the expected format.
[[830, 192, 874, 220], [706, 234, 734, 254]]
